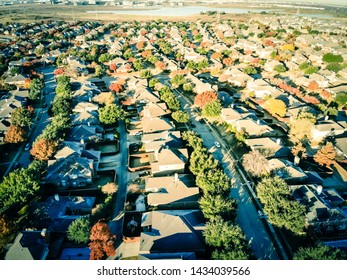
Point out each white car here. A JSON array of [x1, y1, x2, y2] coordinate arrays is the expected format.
[[24, 143, 30, 151], [214, 141, 221, 148]]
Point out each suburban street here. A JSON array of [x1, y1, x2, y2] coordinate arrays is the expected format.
[[4, 66, 56, 174], [176, 91, 284, 260]]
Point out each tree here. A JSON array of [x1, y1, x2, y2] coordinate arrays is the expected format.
[[308, 81, 319, 92], [335, 92, 347, 109], [244, 66, 257, 75], [101, 182, 118, 195], [264, 98, 286, 117], [183, 82, 194, 92], [212, 248, 250, 260], [242, 150, 268, 178], [93, 92, 115, 106], [4, 125, 26, 143], [194, 91, 218, 109], [322, 53, 344, 63], [140, 69, 152, 79], [29, 78, 44, 100], [89, 221, 116, 260], [149, 78, 159, 88], [289, 112, 316, 144], [202, 99, 222, 117], [314, 142, 336, 168], [256, 176, 306, 235], [51, 97, 72, 117], [196, 168, 231, 195], [222, 57, 234, 66], [190, 148, 218, 175], [67, 217, 91, 244], [109, 63, 117, 73], [133, 59, 144, 71], [99, 104, 125, 125], [109, 82, 123, 93], [10, 66, 20, 76], [10, 107, 32, 128], [204, 216, 243, 247], [0, 214, 16, 253], [274, 64, 287, 73], [171, 110, 189, 123], [294, 244, 346, 260], [304, 66, 319, 75], [0, 168, 40, 214], [170, 74, 186, 88], [95, 65, 104, 77], [30, 138, 58, 161], [291, 142, 307, 159], [199, 194, 237, 222]]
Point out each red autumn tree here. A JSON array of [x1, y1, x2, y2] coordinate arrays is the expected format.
[[141, 50, 152, 58], [53, 68, 64, 75], [320, 90, 332, 101], [109, 63, 117, 73], [109, 83, 123, 93], [136, 41, 145, 50], [194, 91, 218, 109], [89, 221, 116, 260], [30, 138, 58, 161], [4, 126, 26, 143]]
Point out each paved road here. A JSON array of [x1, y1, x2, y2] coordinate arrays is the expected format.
[[4, 66, 56, 174], [108, 118, 129, 240], [176, 91, 283, 260]]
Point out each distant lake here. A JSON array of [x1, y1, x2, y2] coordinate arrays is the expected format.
[[86, 5, 335, 19], [86, 6, 275, 16]]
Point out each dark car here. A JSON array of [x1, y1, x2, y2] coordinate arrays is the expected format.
[[190, 123, 196, 128]]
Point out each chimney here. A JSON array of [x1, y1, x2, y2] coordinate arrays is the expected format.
[[54, 194, 59, 201], [154, 148, 159, 161], [174, 173, 178, 183], [325, 115, 329, 121], [317, 185, 323, 195], [276, 138, 281, 145], [257, 119, 261, 125], [41, 228, 47, 237]]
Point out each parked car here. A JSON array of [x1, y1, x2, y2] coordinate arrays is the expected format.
[[258, 210, 265, 218], [24, 143, 30, 151], [135, 131, 143, 136], [214, 141, 221, 148]]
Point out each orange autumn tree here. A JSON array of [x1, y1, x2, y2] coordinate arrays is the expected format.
[[211, 52, 222, 61], [30, 138, 58, 161], [4, 126, 26, 143], [222, 57, 234, 66], [109, 82, 123, 93], [194, 91, 218, 109], [155, 61, 166, 70], [109, 63, 117, 73], [314, 142, 336, 169], [89, 221, 116, 260]]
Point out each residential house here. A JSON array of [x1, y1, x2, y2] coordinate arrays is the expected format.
[[45, 153, 95, 189], [150, 147, 189, 177], [142, 131, 182, 152], [140, 102, 171, 118], [245, 137, 291, 158], [221, 106, 255, 125], [246, 79, 283, 99], [71, 111, 99, 127], [28, 195, 95, 233], [141, 117, 175, 134], [312, 120, 347, 143], [132, 87, 160, 104], [66, 124, 103, 142], [235, 117, 276, 138], [140, 210, 206, 258], [267, 158, 308, 184], [72, 101, 99, 113], [4, 73, 27, 87], [186, 73, 216, 95], [5, 230, 50, 260], [145, 174, 199, 209], [290, 184, 347, 237]]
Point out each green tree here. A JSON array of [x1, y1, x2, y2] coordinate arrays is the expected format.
[[189, 147, 218, 175], [335, 92, 347, 109], [202, 99, 222, 117], [183, 82, 194, 92], [149, 78, 159, 88], [196, 168, 231, 195], [170, 74, 186, 88], [10, 107, 32, 128], [0, 168, 40, 214], [171, 110, 189, 123], [67, 217, 91, 244], [182, 130, 203, 150], [304, 66, 319, 75], [274, 64, 287, 73], [257, 176, 306, 235], [212, 248, 250, 260], [133, 59, 144, 71], [99, 104, 125, 125], [51, 97, 72, 117], [95, 65, 104, 77], [10, 66, 20, 76], [322, 53, 344, 63], [199, 194, 237, 221], [294, 244, 346, 260], [140, 69, 152, 79], [244, 66, 257, 75]]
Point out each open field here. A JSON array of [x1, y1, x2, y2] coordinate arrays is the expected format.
[[0, 3, 346, 23]]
